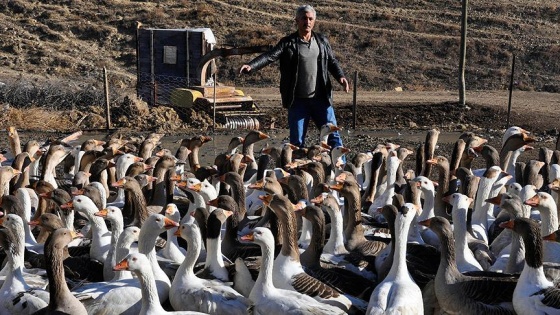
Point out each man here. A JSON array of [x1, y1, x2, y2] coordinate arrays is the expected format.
[[240, 4, 349, 150]]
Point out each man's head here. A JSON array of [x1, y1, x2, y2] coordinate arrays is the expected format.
[[295, 5, 316, 35]]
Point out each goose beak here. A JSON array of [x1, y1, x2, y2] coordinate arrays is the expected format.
[[112, 178, 127, 188], [524, 195, 539, 207], [499, 220, 515, 230], [113, 258, 129, 271], [329, 183, 343, 191], [163, 217, 179, 229], [94, 209, 108, 218], [70, 231, 82, 239], [169, 174, 182, 182], [240, 232, 254, 242], [28, 220, 41, 227], [418, 218, 431, 227], [258, 194, 273, 206], [71, 189, 84, 196], [486, 195, 502, 205], [174, 226, 183, 237], [206, 198, 219, 207], [310, 194, 324, 205], [60, 201, 74, 209]]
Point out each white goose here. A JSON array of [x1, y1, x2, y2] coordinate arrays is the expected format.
[[368, 151, 400, 216], [72, 214, 177, 315], [411, 175, 439, 246], [111, 226, 141, 281], [114, 253, 207, 315], [524, 192, 560, 263], [108, 153, 143, 208], [170, 221, 251, 314], [159, 203, 187, 264], [241, 227, 345, 315], [63, 195, 111, 263], [501, 218, 560, 315], [367, 203, 423, 315], [471, 165, 504, 243], [445, 193, 484, 272], [94, 206, 124, 281]]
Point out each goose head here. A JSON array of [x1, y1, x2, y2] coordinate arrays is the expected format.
[[29, 213, 64, 232], [240, 227, 274, 247], [114, 252, 150, 273]]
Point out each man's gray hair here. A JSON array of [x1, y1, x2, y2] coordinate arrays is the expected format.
[[296, 4, 316, 19]]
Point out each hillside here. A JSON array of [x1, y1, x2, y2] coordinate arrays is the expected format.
[[1, 0, 559, 92]]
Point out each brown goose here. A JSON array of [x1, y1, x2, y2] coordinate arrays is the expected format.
[[10, 152, 33, 191], [426, 155, 452, 219], [148, 154, 176, 208], [420, 128, 440, 177], [33, 228, 88, 315], [184, 135, 212, 173], [241, 130, 269, 181], [112, 176, 160, 227], [138, 133, 164, 161], [420, 216, 517, 314]]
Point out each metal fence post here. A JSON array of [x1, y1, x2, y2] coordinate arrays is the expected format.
[[103, 67, 111, 130]]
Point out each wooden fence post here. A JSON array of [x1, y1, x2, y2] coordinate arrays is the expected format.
[[353, 71, 358, 129], [103, 67, 111, 130]]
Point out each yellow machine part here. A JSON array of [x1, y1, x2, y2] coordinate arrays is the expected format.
[[170, 88, 203, 108]]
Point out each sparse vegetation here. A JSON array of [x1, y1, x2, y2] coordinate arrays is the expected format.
[[0, 0, 558, 132]]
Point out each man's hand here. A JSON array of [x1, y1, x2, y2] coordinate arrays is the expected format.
[[340, 77, 350, 93], [239, 65, 252, 74]]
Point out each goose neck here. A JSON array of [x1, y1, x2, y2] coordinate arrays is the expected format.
[[251, 239, 275, 299], [205, 236, 225, 271], [135, 266, 165, 314], [387, 215, 411, 279]]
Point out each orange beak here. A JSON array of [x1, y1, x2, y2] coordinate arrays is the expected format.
[[60, 201, 74, 209], [524, 195, 540, 207], [112, 178, 127, 188], [113, 258, 129, 271], [163, 217, 179, 229], [258, 194, 273, 206], [486, 195, 502, 206], [94, 209, 108, 218], [240, 232, 254, 242], [28, 220, 41, 227], [418, 218, 431, 227], [329, 183, 343, 191]]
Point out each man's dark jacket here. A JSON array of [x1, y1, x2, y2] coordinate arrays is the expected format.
[[247, 31, 345, 108]]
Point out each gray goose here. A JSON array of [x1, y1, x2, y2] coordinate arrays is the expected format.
[[329, 172, 387, 258], [420, 216, 517, 314], [261, 193, 364, 313], [297, 203, 376, 301]]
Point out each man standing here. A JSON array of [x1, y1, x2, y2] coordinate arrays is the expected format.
[[240, 4, 349, 149]]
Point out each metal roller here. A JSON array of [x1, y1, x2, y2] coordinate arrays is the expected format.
[[224, 116, 260, 130]]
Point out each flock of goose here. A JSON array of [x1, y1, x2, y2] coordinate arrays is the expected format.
[[0, 123, 560, 314]]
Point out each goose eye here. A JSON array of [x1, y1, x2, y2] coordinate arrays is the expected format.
[[132, 257, 137, 262], [77, 199, 82, 202]]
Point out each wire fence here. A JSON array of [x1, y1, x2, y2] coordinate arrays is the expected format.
[[0, 68, 263, 133]]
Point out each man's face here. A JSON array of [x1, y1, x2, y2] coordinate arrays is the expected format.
[[296, 11, 315, 34]]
